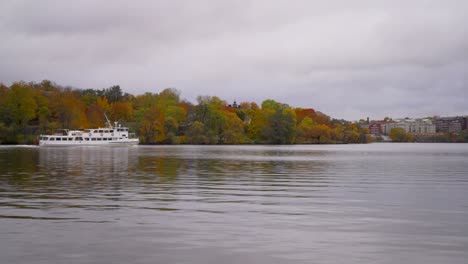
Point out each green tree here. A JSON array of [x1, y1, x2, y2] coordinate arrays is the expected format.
[[457, 130, 468, 142], [186, 121, 210, 144], [261, 104, 297, 144], [103, 85, 123, 103], [261, 99, 282, 111], [190, 96, 225, 144], [4, 82, 37, 127]]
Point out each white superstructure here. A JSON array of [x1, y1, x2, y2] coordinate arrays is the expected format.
[[39, 115, 138, 146]]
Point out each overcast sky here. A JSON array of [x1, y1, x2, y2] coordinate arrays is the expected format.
[[1, 0, 467, 120]]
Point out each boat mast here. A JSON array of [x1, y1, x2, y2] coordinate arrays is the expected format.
[[104, 113, 113, 129]]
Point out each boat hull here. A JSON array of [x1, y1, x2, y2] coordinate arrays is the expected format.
[[39, 139, 139, 147]]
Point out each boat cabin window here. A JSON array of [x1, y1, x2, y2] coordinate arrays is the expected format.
[[97, 138, 102, 141], [68, 138, 73, 141], [50, 137, 55, 141], [85, 138, 89, 141], [76, 137, 83, 141], [98, 130, 103, 133], [110, 130, 114, 133], [91, 138, 96, 141]]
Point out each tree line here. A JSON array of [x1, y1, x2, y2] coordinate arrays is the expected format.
[[0, 80, 371, 145]]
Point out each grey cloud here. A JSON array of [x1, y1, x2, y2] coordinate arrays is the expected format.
[[0, 0, 467, 120]]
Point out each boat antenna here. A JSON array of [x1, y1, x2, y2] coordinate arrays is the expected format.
[[104, 112, 113, 129]]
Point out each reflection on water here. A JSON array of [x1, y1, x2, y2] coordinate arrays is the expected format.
[[1, 144, 468, 264]]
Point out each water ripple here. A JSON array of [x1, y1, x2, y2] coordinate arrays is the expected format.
[[1, 144, 468, 264]]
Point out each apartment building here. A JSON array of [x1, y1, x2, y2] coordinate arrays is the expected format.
[[433, 116, 467, 133], [381, 118, 436, 135]]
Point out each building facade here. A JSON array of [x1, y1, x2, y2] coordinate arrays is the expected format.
[[365, 121, 389, 135], [433, 116, 467, 133], [381, 119, 436, 135]]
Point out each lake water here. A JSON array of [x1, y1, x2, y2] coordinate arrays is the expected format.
[[1, 144, 468, 263]]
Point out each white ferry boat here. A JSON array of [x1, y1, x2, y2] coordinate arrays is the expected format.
[[38, 115, 139, 146]]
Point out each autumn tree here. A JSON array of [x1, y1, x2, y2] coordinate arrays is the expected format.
[[0, 83, 9, 125], [244, 102, 264, 143], [0, 79, 373, 145], [295, 108, 317, 124], [222, 110, 248, 144], [134, 93, 163, 144], [134, 89, 186, 144], [389, 127, 408, 142], [110, 101, 133, 122]]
